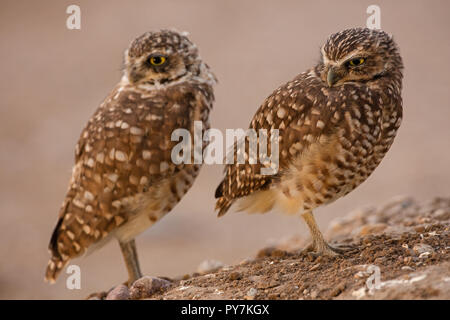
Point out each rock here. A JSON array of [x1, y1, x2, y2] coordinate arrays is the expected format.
[[274, 234, 309, 251], [401, 266, 415, 271], [412, 244, 434, 255], [327, 207, 373, 238], [358, 223, 388, 236], [106, 284, 130, 300], [378, 195, 415, 217], [309, 263, 321, 271], [310, 290, 319, 299], [229, 272, 242, 281], [249, 275, 262, 283], [414, 225, 426, 233], [129, 276, 172, 299], [239, 258, 254, 265], [330, 282, 346, 297], [419, 252, 431, 259], [197, 259, 225, 274], [256, 279, 279, 289], [433, 209, 450, 221], [256, 247, 287, 258], [245, 288, 258, 300], [354, 271, 367, 279], [86, 291, 107, 300], [351, 287, 367, 300]]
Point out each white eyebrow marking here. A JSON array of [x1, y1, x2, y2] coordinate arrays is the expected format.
[[338, 51, 365, 64], [322, 47, 365, 67]]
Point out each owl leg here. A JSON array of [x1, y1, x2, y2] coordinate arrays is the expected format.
[[119, 239, 142, 286], [301, 211, 350, 256]]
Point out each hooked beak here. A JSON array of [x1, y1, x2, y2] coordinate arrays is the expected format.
[[327, 67, 339, 87]]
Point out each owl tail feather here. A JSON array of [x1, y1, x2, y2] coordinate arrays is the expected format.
[[215, 197, 233, 217], [44, 256, 68, 284]]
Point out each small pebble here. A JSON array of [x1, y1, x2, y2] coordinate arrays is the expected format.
[[182, 274, 190, 280], [106, 284, 130, 300], [330, 282, 346, 297], [310, 290, 319, 299], [309, 263, 321, 271], [197, 259, 225, 274], [229, 272, 242, 281], [413, 244, 434, 255], [419, 252, 431, 259], [414, 226, 425, 233], [401, 266, 415, 271], [359, 223, 387, 236], [129, 276, 171, 299], [245, 288, 258, 300]]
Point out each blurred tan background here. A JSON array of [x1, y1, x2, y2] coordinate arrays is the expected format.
[[0, 0, 449, 299]]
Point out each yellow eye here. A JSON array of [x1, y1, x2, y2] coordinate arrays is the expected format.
[[149, 55, 166, 66], [348, 58, 365, 66]]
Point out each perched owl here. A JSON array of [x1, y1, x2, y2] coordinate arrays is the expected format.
[[45, 30, 216, 284], [215, 28, 403, 256]]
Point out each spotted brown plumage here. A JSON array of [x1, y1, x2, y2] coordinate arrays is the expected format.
[[45, 30, 216, 284], [215, 28, 403, 256]]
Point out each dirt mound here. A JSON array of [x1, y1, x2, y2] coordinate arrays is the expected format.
[[93, 196, 450, 300]]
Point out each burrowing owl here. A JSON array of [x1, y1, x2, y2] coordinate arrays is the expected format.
[[215, 28, 403, 256], [45, 30, 216, 284]]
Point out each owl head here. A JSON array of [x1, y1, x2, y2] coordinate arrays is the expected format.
[[124, 30, 213, 86], [319, 28, 403, 87]]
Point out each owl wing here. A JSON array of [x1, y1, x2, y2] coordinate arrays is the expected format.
[[46, 82, 213, 282], [215, 72, 339, 216]]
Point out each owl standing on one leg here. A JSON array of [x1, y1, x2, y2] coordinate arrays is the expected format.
[[45, 30, 216, 285], [215, 28, 403, 256]]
